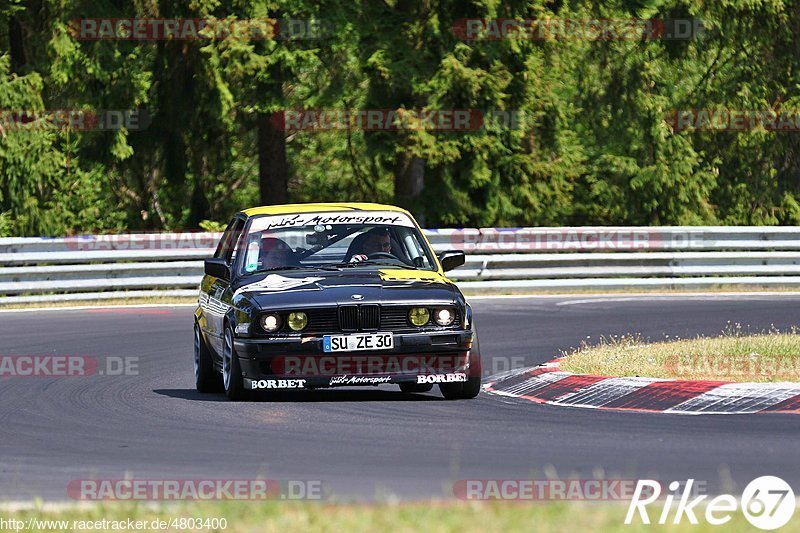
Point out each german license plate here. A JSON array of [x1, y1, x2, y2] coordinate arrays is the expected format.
[[323, 332, 393, 352]]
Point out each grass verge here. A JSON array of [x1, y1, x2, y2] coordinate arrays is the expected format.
[[0, 500, 786, 532], [559, 326, 800, 382]]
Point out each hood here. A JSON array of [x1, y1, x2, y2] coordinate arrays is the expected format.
[[231, 268, 459, 310]]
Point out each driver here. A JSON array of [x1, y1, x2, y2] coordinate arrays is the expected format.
[[350, 227, 392, 262], [361, 228, 392, 255]]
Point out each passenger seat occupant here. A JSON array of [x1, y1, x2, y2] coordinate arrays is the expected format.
[[260, 237, 294, 270]]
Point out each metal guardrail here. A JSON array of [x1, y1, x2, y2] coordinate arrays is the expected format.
[[2, 227, 800, 303]]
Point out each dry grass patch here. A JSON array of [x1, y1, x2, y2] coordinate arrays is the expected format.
[[559, 325, 800, 382]]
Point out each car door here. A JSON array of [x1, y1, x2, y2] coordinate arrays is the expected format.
[[201, 215, 246, 356]]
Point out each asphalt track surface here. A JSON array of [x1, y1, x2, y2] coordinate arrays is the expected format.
[[1, 294, 800, 501]]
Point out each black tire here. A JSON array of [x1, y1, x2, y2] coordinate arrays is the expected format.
[[222, 325, 248, 401], [439, 377, 481, 399], [460, 346, 483, 399], [439, 381, 464, 400], [460, 376, 481, 399], [399, 383, 434, 393], [440, 339, 483, 400], [194, 323, 223, 393]]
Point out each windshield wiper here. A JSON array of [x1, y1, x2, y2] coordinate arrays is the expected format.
[[263, 265, 351, 273], [326, 261, 417, 269], [361, 260, 417, 268], [257, 266, 316, 272]]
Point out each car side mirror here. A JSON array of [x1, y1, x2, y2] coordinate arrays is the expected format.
[[438, 250, 466, 272], [204, 258, 230, 281]]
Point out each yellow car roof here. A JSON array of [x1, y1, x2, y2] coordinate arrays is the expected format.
[[242, 202, 412, 217]]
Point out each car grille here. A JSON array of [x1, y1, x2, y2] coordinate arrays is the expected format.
[[338, 305, 380, 331], [380, 307, 412, 330], [305, 309, 339, 334], [289, 306, 461, 334], [358, 305, 380, 331], [338, 306, 359, 331]]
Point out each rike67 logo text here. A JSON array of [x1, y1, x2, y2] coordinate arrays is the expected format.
[[626, 477, 795, 530]]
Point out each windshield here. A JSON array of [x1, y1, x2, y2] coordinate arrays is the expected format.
[[236, 211, 437, 275]]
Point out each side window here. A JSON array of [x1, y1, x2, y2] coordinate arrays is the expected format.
[[214, 218, 246, 263], [213, 220, 234, 259], [228, 219, 246, 266], [396, 227, 431, 268]]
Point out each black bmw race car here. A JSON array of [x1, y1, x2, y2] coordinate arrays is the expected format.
[[194, 202, 482, 401]]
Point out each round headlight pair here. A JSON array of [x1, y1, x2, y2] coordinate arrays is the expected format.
[[408, 307, 456, 327], [260, 312, 308, 332]]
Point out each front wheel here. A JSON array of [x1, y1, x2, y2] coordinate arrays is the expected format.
[[222, 325, 248, 401], [461, 336, 483, 399], [439, 377, 481, 399], [195, 323, 222, 393], [441, 341, 482, 400], [439, 382, 464, 400], [459, 376, 481, 399]]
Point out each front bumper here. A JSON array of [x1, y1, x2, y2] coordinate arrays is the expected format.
[[234, 330, 475, 389]]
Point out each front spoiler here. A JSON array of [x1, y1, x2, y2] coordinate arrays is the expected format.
[[233, 330, 479, 388], [243, 372, 469, 390]]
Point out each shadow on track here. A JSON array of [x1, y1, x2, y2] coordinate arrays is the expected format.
[[154, 388, 445, 403]]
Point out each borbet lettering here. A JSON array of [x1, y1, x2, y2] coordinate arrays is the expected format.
[[417, 373, 468, 384], [249, 379, 307, 389]]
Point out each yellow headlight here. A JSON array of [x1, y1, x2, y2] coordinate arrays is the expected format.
[[408, 307, 430, 326], [287, 312, 308, 331]]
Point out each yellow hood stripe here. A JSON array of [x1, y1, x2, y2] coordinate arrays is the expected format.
[[378, 269, 446, 282]]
